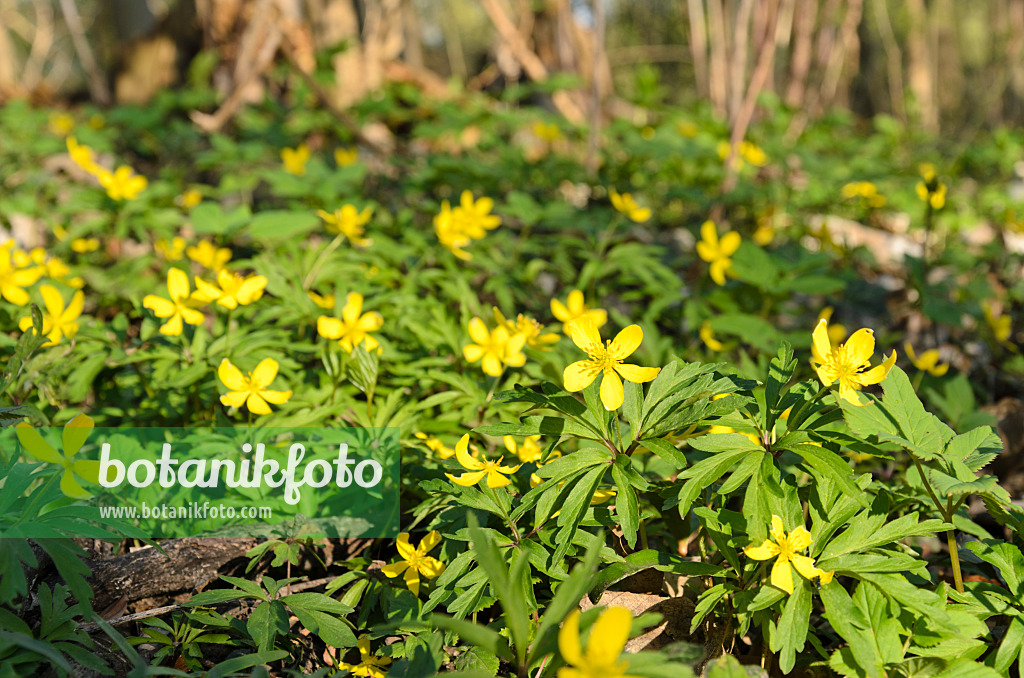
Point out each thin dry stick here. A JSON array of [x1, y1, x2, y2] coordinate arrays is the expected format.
[[872, 0, 908, 122], [785, 0, 817, 107], [686, 0, 708, 96], [479, 0, 585, 123], [585, 0, 605, 176], [706, 0, 729, 115], [56, 0, 110, 104], [729, 0, 755, 123], [721, 0, 782, 197]]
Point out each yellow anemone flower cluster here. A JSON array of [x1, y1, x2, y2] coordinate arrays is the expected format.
[[192, 269, 267, 310], [609, 190, 651, 223], [563, 318, 661, 411], [493, 307, 559, 351], [551, 289, 607, 334], [433, 191, 501, 260], [19, 285, 84, 347], [337, 637, 391, 678], [142, 263, 266, 336], [915, 163, 947, 209], [811, 318, 896, 406], [414, 432, 456, 460], [186, 240, 232, 272], [16, 414, 100, 499], [317, 292, 384, 354], [558, 607, 641, 678], [281, 144, 311, 176], [217, 357, 292, 415], [334, 146, 359, 167], [446, 434, 521, 488], [463, 316, 527, 377], [841, 181, 886, 208], [0, 247, 45, 305], [904, 342, 950, 376], [744, 515, 834, 594], [696, 221, 741, 286], [381, 531, 445, 596], [317, 205, 373, 247], [65, 137, 147, 201], [717, 140, 768, 170]]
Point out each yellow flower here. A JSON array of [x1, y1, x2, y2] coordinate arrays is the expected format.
[[841, 181, 886, 208], [563, 318, 661, 411], [609, 190, 651, 223], [317, 292, 383, 353], [142, 268, 205, 336], [66, 137, 99, 174], [16, 414, 101, 499], [432, 192, 502, 259], [695, 220, 740, 286], [155, 237, 186, 261], [677, 120, 699, 138], [49, 112, 74, 137], [307, 290, 335, 310], [533, 121, 561, 142], [445, 434, 521, 488], [192, 270, 267, 309], [70, 238, 100, 253], [281, 144, 311, 176], [504, 435, 543, 463], [744, 515, 834, 594], [904, 342, 949, 377], [334, 146, 359, 167], [186, 240, 232, 271], [177, 189, 202, 209], [699, 321, 724, 351], [217, 357, 292, 415], [717, 140, 767, 170], [317, 205, 373, 247], [811, 318, 896, 406], [551, 290, 607, 334], [0, 249, 44, 305], [380, 532, 445, 596], [753, 220, 775, 246], [493, 307, 559, 350], [19, 285, 84, 346], [337, 637, 392, 678], [414, 432, 456, 460], [817, 307, 847, 346], [916, 165, 947, 210], [463, 317, 526, 377], [97, 166, 147, 201], [558, 607, 642, 678], [983, 301, 1013, 345]]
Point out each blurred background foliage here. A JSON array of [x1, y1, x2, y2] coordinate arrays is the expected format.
[[2, 0, 1023, 136]]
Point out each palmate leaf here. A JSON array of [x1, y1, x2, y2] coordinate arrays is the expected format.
[[771, 580, 812, 674], [926, 467, 1011, 507], [963, 539, 1024, 597]]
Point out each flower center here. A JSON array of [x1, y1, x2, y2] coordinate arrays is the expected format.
[[585, 341, 621, 375]]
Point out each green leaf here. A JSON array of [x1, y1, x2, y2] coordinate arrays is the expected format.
[[765, 342, 796, 431], [771, 581, 812, 674], [637, 437, 687, 469], [963, 540, 1024, 598], [205, 651, 290, 678], [246, 600, 289, 652], [675, 447, 754, 519], [612, 460, 639, 548], [690, 583, 732, 633], [785, 441, 868, 506], [429, 615, 514, 663], [248, 209, 319, 240], [589, 549, 722, 603]]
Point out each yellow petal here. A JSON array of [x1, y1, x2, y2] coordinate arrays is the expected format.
[[599, 371, 625, 410], [744, 539, 781, 561], [39, 285, 65, 320], [858, 350, 897, 386], [159, 313, 183, 336], [381, 561, 410, 578], [843, 328, 876, 368], [317, 316, 343, 339], [463, 344, 485, 362], [567, 290, 585, 315], [710, 259, 729, 286], [481, 353, 503, 377], [62, 291, 85, 323], [260, 389, 291, 404], [250, 358, 280, 390], [454, 434, 484, 471], [812, 319, 833, 364], [700, 220, 719, 249], [550, 298, 570, 322], [167, 268, 190, 300], [220, 391, 248, 408], [342, 292, 364, 325], [246, 394, 272, 415], [770, 560, 794, 594], [769, 515, 786, 543], [396, 532, 416, 560], [218, 359, 247, 391], [614, 363, 660, 384], [418, 556, 445, 578], [788, 525, 812, 551], [485, 470, 512, 488], [791, 554, 821, 582], [563, 361, 597, 392], [418, 530, 442, 555], [446, 470, 487, 486], [143, 295, 175, 318], [609, 325, 642, 360], [62, 413, 94, 456], [60, 470, 91, 499], [404, 565, 421, 596], [567, 317, 601, 351], [468, 317, 490, 345], [15, 423, 63, 464], [720, 231, 741, 256], [71, 459, 101, 484], [558, 610, 584, 667], [586, 607, 632, 666]]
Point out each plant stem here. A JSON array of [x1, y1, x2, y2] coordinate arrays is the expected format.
[[946, 525, 964, 594], [302, 234, 345, 290]]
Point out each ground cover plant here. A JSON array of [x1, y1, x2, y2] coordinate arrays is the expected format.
[[2, 38, 1024, 678]]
